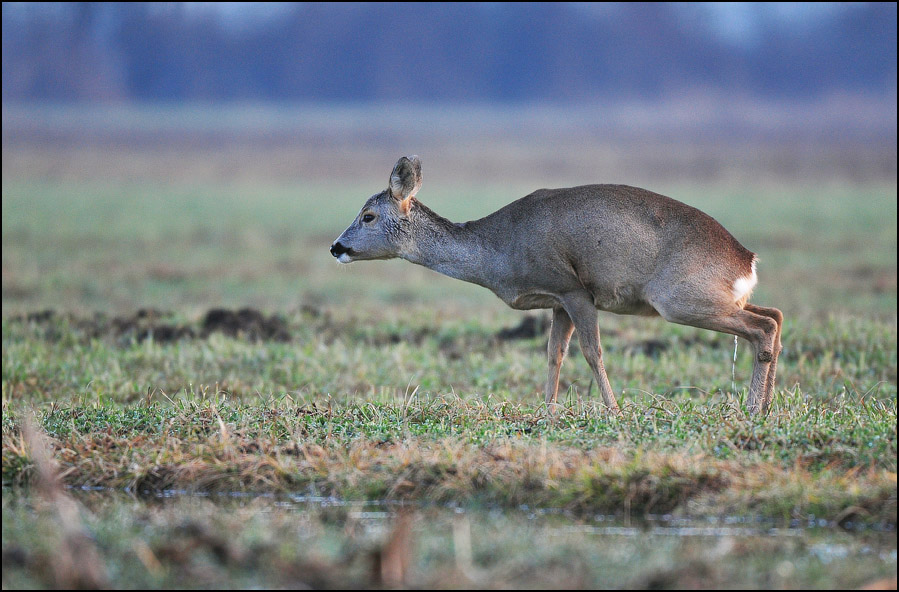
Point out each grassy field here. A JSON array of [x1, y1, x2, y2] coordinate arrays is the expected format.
[[2, 109, 897, 588]]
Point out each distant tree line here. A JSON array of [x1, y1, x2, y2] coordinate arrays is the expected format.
[[2, 2, 896, 102]]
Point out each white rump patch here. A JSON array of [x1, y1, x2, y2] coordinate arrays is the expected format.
[[732, 258, 758, 302]]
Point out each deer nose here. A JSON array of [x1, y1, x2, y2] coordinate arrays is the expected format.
[[330, 241, 348, 257]]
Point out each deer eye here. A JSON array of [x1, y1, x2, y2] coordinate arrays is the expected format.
[[361, 213, 376, 223]]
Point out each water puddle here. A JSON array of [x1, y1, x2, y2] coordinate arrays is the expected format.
[[66, 483, 897, 539], [6, 485, 894, 589]]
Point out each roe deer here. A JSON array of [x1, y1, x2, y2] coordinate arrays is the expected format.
[[330, 156, 783, 415]]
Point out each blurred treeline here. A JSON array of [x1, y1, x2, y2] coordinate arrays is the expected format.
[[2, 2, 896, 103]]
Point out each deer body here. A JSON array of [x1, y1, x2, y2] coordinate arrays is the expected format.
[[331, 156, 783, 414]]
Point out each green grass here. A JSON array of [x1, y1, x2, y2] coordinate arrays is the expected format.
[[2, 151, 897, 588]]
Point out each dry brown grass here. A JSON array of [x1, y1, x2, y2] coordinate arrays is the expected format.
[[20, 415, 109, 589]]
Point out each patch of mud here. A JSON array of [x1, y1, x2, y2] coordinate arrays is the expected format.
[[496, 315, 550, 340], [115, 308, 197, 342], [201, 308, 290, 342], [626, 339, 670, 358], [10, 307, 731, 356], [11, 307, 290, 345]]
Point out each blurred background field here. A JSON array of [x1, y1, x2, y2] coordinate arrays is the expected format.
[[3, 3, 896, 319], [2, 2, 897, 589], [2, 102, 896, 318]]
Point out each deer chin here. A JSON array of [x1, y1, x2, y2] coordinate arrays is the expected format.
[[336, 253, 354, 264]]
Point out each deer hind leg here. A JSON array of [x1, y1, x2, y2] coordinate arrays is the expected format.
[[743, 304, 783, 412], [545, 307, 575, 406], [561, 294, 622, 415], [653, 299, 778, 414], [691, 310, 777, 414]]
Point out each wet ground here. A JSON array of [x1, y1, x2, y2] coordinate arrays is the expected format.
[[4, 486, 896, 589]]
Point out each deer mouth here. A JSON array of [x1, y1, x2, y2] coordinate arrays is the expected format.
[[330, 241, 356, 263]]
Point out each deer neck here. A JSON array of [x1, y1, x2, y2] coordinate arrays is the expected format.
[[401, 201, 500, 288]]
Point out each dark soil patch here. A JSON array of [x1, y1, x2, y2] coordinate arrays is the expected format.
[[10, 307, 290, 344], [10, 307, 730, 355], [113, 308, 196, 342], [496, 314, 550, 340], [626, 339, 669, 358], [201, 308, 290, 342]]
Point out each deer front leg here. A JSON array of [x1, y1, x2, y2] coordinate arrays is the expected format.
[[561, 294, 622, 415], [545, 307, 575, 406]]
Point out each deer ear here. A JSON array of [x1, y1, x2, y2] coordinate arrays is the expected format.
[[389, 155, 422, 203]]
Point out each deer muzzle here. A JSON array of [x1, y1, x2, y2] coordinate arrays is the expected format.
[[330, 241, 355, 262]]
